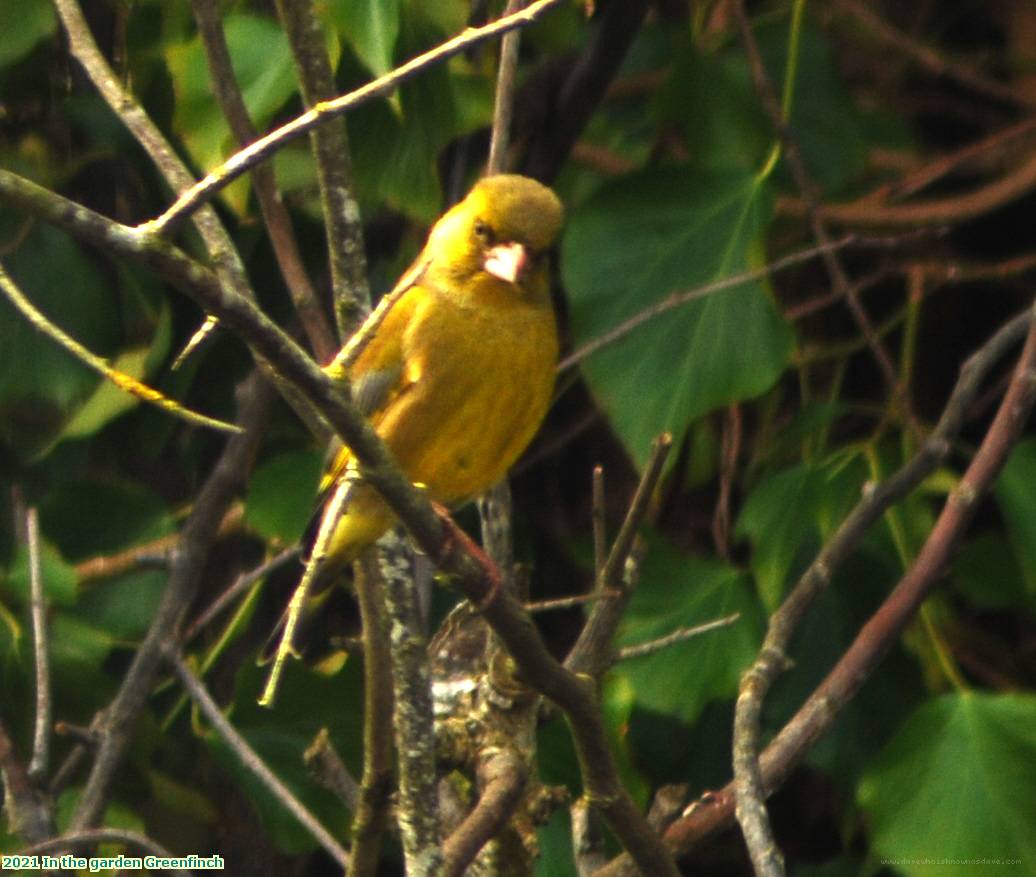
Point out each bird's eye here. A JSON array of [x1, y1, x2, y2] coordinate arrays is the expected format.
[[473, 219, 494, 245]]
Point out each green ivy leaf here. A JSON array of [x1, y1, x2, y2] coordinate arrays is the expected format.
[[736, 455, 867, 609], [165, 14, 297, 215], [73, 569, 167, 641], [858, 693, 1036, 874], [994, 438, 1036, 599], [0, 0, 56, 68], [327, 0, 402, 78], [38, 478, 174, 561], [0, 225, 121, 461], [612, 534, 764, 724], [245, 450, 324, 545], [563, 168, 792, 470], [3, 539, 78, 607], [661, 17, 872, 192]]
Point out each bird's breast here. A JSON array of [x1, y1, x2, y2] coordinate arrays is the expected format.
[[385, 292, 557, 503]]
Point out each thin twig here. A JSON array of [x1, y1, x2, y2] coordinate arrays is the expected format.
[[147, 0, 568, 234], [592, 465, 606, 579], [559, 234, 870, 371], [168, 651, 350, 868], [617, 614, 742, 662], [783, 269, 890, 322], [26, 508, 50, 781], [69, 373, 272, 831], [566, 433, 672, 679], [487, 0, 525, 174], [347, 553, 396, 877], [861, 117, 1036, 206], [304, 728, 362, 813], [0, 261, 240, 434], [833, 0, 1031, 108], [47, 743, 88, 797], [578, 308, 1035, 877], [778, 148, 1036, 227], [183, 547, 300, 643], [524, 591, 620, 613]]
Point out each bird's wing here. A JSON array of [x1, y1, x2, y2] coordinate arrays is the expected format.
[[319, 285, 424, 493]]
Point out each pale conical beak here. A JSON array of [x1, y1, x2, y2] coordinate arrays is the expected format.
[[484, 242, 528, 284]]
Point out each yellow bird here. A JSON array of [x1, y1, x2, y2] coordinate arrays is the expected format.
[[318, 173, 563, 570]]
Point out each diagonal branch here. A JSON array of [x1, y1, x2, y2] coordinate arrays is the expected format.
[[591, 305, 1034, 877], [442, 749, 528, 877], [168, 651, 350, 869], [147, 0, 568, 234], [734, 300, 1036, 875]]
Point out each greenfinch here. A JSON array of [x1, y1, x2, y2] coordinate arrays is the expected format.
[[318, 173, 563, 569]]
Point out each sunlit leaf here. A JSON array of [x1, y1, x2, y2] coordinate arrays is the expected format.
[[165, 14, 297, 215], [0, 225, 120, 460]]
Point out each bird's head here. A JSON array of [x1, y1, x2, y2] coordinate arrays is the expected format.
[[426, 174, 564, 295]]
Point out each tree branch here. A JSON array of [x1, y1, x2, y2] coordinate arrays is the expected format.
[[23, 507, 50, 782], [592, 305, 1034, 877], [442, 749, 528, 877], [378, 530, 442, 876], [147, 0, 568, 234], [189, 0, 337, 361], [273, 0, 371, 336], [346, 553, 395, 877], [167, 651, 350, 869], [68, 373, 273, 830]]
